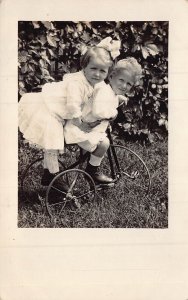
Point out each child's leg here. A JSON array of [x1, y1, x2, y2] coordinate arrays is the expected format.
[[42, 150, 69, 191], [41, 150, 60, 186], [43, 150, 59, 173], [89, 138, 110, 166], [79, 137, 113, 185]]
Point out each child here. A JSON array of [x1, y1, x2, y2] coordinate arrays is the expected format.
[[19, 37, 121, 185], [64, 57, 143, 184]]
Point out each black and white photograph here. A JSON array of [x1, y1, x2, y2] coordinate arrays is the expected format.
[[18, 21, 168, 228], [1, 0, 188, 299]]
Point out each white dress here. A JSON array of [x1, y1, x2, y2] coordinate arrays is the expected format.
[[18, 71, 94, 150], [64, 81, 120, 151]]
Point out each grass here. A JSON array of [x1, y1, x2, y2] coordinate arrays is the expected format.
[[18, 133, 168, 228]]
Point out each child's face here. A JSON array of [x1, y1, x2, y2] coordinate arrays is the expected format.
[[84, 57, 109, 86], [109, 69, 135, 96]]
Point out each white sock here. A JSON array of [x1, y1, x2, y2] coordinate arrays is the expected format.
[[43, 150, 59, 174], [89, 154, 103, 167]]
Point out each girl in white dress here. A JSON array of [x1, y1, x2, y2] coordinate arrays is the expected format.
[[19, 37, 121, 185], [64, 57, 143, 185]]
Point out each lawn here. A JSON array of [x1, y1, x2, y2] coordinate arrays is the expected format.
[[18, 133, 168, 228]]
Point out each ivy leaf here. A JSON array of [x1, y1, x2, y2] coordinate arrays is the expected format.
[[58, 62, 70, 74], [123, 112, 133, 122], [145, 99, 150, 105], [106, 28, 113, 33], [131, 44, 140, 52], [29, 45, 41, 50], [21, 64, 28, 74], [73, 31, 79, 38], [77, 23, 83, 32], [32, 21, 40, 29], [47, 34, 57, 47], [41, 51, 51, 64], [123, 41, 130, 50], [141, 44, 159, 58], [28, 64, 35, 72], [66, 25, 74, 34], [145, 44, 159, 56], [59, 47, 65, 56], [141, 46, 149, 59], [135, 107, 143, 118], [29, 49, 40, 57], [123, 123, 131, 130], [140, 129, 149, 135], [116, 21, 122, 29], [142, 23, 148, 31], [39, 59, 46, 68], [60, 42, 66, 50], [42, 21, 54, 30], [48, 48, 57, 58], [150, 21, 158, 28], [19, 87, 27, 95], [130, 24, 136, 34], [34, 77, 41, 84], [158, 118, 165, 126], [19, 81, 25, 88], [161, 112, 167, 119], [41, 68, 50, 76], [81, 31, 91, 43], [113, 32, 120, 39], [92, 27, 98, 34], [151, 28, 158, 35], [54, 36, 60, 42], [38, 35, 47, 45], [18, 51, 28, 63], [82, 21, 92, 29], [73, 49, 79, 55]]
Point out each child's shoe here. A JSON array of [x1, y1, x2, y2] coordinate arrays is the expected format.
[[41, 169, 57, 186], [85, 163, 114, 186], [41, 169, 69, 192]]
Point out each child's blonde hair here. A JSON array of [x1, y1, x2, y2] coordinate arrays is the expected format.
[[80, 46, 113, 69], [110, 57, 143, 85]]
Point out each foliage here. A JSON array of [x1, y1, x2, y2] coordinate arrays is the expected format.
[[18, 21, 168, 142]]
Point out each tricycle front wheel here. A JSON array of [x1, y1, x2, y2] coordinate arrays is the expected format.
[[45, 169, 96, 222], [100, 144, 151, 198]]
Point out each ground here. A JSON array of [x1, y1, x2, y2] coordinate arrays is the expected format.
[[18, 133, 168, 228]]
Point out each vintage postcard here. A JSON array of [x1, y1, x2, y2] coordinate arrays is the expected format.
[[0, 0, 188, 299]]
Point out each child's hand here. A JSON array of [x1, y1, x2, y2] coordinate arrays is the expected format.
[[118, 95, 128, 105], [79, 120, 102, 132], [72, 117, 82, 127], [88, 120, 101, 128]]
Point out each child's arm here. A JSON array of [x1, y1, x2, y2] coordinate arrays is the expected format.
[[92, 84, 118, 120]]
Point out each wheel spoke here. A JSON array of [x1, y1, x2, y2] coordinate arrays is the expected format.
[[46, 169, 96, 221], [100, 144, 151, 198], [51, 186, 67, 195]]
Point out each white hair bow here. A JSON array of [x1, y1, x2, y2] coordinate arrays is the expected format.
[[97, 37, 121, 59], [80, 36, 121, 60]]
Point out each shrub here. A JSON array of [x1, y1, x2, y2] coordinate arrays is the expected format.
[[18, 21, 168, 142]]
